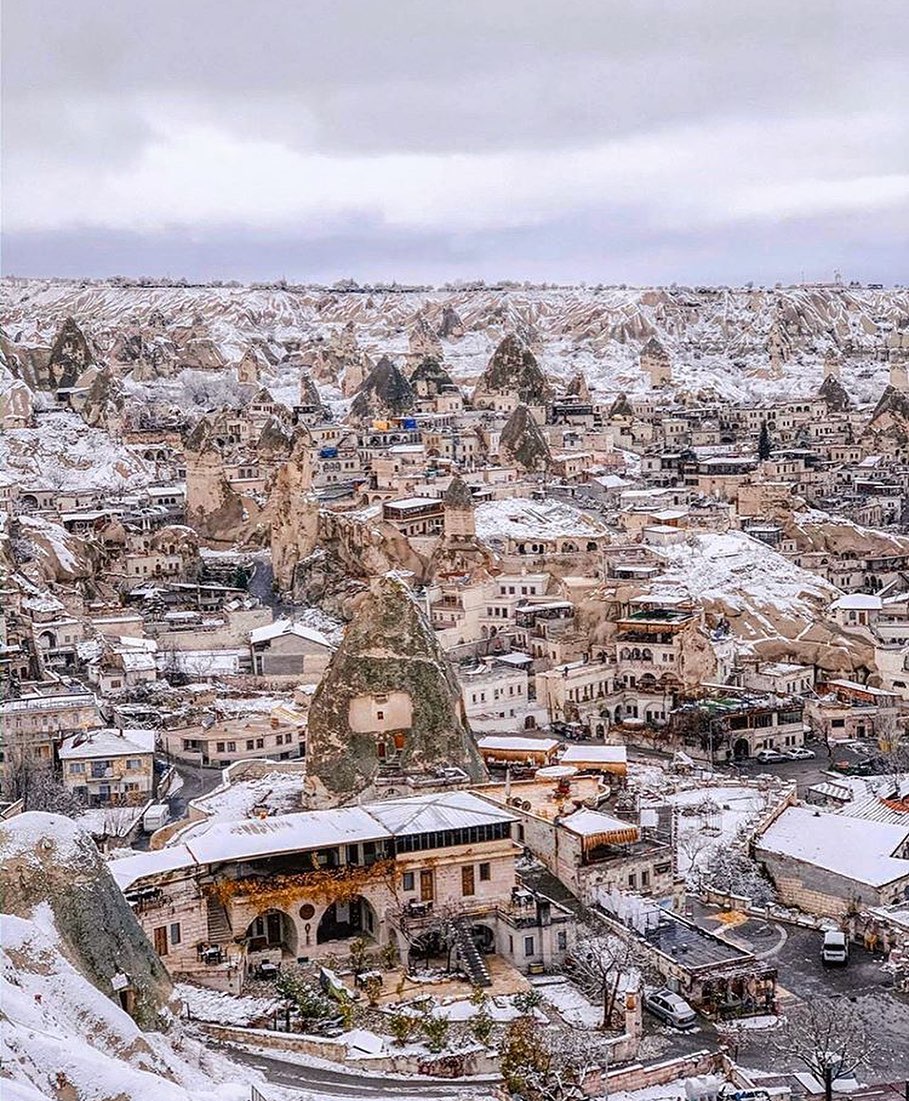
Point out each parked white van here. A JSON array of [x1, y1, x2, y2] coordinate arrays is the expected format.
[[821, 930, 848, 966]]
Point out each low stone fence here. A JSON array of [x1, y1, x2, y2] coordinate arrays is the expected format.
[[197, 1021, 500, 1078], [599, 1050, 723, 1095]]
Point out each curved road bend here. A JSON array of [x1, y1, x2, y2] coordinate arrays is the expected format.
[[223, 1043, 497, 1098]]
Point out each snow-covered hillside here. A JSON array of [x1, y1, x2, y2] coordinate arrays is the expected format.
[[647, 529, 839, 639], [2, 279, 905, 405], [0, 411, 154, 491]]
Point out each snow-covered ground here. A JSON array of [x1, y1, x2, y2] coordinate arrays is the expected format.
[[0, 906, 256, 1101], [3, 280, 903, 408], [647, 529, 838, 638], [0, 410, 155, 491], [176, 983, 279, 1026], [662, 785, 772, 876], [188, 770, 303, 823], [530, 976, 604, 1028]]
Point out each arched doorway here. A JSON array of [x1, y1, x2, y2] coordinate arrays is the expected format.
[[733, 738, 750, 760], [470, 923, 496, 954], [316, 896, 378, 944], [244, 909, 297, 957]]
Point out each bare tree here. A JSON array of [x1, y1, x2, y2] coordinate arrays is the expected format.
[[501, 1015, 612, 1101], [771, 999, 875, 1101], [4, 758, 86, 816], [565, 921, 641, 1029]]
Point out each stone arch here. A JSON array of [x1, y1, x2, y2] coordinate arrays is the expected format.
[[316, 895, 378, 944], [37, 630, 57, 650], [733, 738, 750, 760], [244, 908, 298, 957], [469, 922, 496, 954]]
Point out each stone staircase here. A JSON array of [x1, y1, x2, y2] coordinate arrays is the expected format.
[[206, 895, 232, 945], [452, 918, 492, 987]]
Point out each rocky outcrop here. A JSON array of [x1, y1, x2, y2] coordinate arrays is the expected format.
[[472, 334, 552, 408], [0, 812, 173, 1028], [499, 403, 552, 472], [184, 420, 248, 542], [299, 371, 329, 417], [565, 372, 590, 402], [14, 515, 101, 584], [609, 391, 634, 418], [409, 312, 443, 359], [350, 356, 415, 421], [47, 317, 94, 389], [409, 355, 455, 398], [863, 384, 909, 446], [437, 304, 464, 339], [818, 373, 852, 412], [428, 476, 497, 579], [305, 576, 485, 805], [76, 364, 127, 429], [265, 430, 320, 590]]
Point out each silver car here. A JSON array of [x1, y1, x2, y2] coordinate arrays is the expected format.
[[644, 988, 697, 1028]]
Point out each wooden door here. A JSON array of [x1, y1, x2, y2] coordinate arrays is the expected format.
[[461, 864, 475, 897], [266, 912, 281, 945], [420, 869, 434, 902], [153, 926, 168, 956]]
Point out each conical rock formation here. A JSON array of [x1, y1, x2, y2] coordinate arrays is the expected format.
[[499, 403, 552, 472], [472, 334, 552, 408], [305, 575, 485, 805]]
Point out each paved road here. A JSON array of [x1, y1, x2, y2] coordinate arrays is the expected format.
[[167, 760, 224, 821], [249, 554, 297, 616], [223, 1043, 494, 1098], [691, 904, 909, 1081]]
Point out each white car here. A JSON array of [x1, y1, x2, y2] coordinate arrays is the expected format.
[[754, 748, 786, 763], [783, 746, 815, 760], [644, 989, 697, 1028]]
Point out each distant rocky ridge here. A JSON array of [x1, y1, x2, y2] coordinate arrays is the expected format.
[[2, 280, 907, 405]]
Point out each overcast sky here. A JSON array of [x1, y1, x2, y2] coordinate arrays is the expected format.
[[3, 0, 907, 284]]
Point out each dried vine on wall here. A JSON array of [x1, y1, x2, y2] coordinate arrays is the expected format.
[[206, 858, 397, 910]]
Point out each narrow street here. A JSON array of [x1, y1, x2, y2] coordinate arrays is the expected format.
[[222, 1043, 494, 1098]]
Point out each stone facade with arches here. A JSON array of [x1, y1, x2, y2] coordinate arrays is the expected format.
[[112, 790, 577, 993]]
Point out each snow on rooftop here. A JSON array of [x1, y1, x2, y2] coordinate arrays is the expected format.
[[560, 808, 639, 841], [58, 727, 155, 760], [756, 805, 909, 887], [560, 745, 627, 766], [362, 790, 515, 836], [108, 844, 197, 889], [383, 496, 440, 509], [831, 593, 883, 610], [185, 805, 389, 865], [477, 736, 559, 753], [475, 497, 609, 542], [248, 617, 335, 648]]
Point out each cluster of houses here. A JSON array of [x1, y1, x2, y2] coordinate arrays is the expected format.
[[4, 317, 909, 1034]]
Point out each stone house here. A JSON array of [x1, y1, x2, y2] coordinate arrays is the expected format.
[[805, 678, 900, 745], [248, 619, 335, 682], [59, 727, 156, 807], [109, 790, 575, 992], [754, 805, 909, 918], [0, 686, 100, 785], [460, 663, 531, 732], [163, 707, 306, 768]]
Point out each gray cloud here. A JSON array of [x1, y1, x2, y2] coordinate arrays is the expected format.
[[3, 0, 907, 282]]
